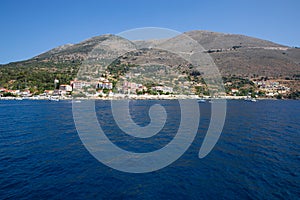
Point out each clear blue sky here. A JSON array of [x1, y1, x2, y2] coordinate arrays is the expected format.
[[0, 0, 299, 64]]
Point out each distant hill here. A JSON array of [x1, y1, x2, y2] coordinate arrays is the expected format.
[[33, 30, 300, 77], [33, 34, 115, 62], [1, 30, 300, 91], [185, 31, 300, 78]]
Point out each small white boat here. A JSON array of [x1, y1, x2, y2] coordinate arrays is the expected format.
[[49, 96, 60, 101], [244, 97, 257, 102], [15, 97, 23, 100], [197, 99, 206, 103]]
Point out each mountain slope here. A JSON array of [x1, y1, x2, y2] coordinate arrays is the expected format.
[[33, 34, 115, 62], [186, 30, 285, 49], [1, 30, 300, 91], [185, 30, 300, 77]]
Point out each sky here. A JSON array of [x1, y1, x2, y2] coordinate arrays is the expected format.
[[0, 0, 299, 64]]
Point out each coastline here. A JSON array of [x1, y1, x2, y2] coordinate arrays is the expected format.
[[0, 95, 293, 101]]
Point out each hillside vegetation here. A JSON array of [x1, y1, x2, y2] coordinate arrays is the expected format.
[[1, 31, 300, 94]]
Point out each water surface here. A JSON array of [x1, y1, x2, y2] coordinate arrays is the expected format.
[[0, 100, 299, 199]]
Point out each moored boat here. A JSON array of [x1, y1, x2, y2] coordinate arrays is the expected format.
[[244, 97, 257, 102], [197, 99, 206, 103], [49, 96, 60, 101]]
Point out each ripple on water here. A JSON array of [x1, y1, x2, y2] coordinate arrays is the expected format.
[[0, 100, 299, 199]]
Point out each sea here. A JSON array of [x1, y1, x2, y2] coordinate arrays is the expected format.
[[0, 100, 299, 199]]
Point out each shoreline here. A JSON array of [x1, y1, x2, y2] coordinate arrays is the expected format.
[[0, 95, 295, 101]]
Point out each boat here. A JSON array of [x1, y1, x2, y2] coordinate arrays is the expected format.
[[197, 99, 206, 103], [49, 96, 60, 101], [244, 97, 257, 102], [31, 96, 40, 100], [15, 97, 23, 100]]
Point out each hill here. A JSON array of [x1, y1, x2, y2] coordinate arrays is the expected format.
[[0, 31, 300, 93], [186, 31, 300, 78]]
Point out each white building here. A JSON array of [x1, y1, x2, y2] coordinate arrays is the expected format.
[[152, 86, 173, 93], [59, 84, 72, 92], [71, 81, 84, 90]]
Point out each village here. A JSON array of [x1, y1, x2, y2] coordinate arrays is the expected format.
[[0, 75, 293, 100]]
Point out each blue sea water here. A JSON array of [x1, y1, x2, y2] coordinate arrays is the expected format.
[[0, 100, 299, 199]]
